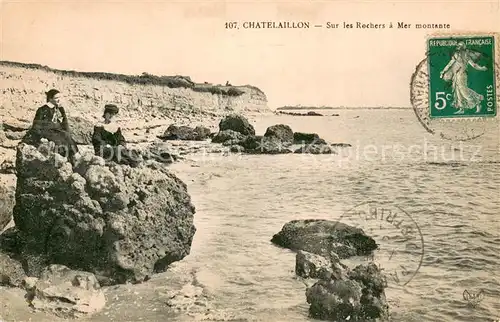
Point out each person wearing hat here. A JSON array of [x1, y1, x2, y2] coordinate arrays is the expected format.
[[92, 104, 141, 166], [23, 89, 80, 164]]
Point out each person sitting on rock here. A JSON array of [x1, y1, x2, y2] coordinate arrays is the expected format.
[[22, 89, 80, 164], [92, 104, 141, 167]]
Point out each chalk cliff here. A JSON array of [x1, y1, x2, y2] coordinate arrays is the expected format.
[[0, 61, 270, 127]]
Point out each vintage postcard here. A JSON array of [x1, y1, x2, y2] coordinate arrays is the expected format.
[[0, 1, 499, 322]]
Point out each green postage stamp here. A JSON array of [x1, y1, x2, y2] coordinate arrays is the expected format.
[[427, 35, 497, 118]]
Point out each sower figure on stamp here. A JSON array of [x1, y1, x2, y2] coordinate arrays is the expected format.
[[440, 42, 488, 114], [22, 89, 80, 164], [92, 104, 141, 167]]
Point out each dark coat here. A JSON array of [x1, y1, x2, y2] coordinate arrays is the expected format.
[[91, 125, 127, 153], [32, 104, 70, 133], [92, 125, 140, 166], [22, 104, 79, 156]]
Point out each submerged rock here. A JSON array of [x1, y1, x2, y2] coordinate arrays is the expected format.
[[276, 221, 389, 321], [26, 264, 106, 318], [12, 141, 196, 284], [271, 219, 377, 259], [218, 114, 255, 136]]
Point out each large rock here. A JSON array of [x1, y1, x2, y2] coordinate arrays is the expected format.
[[25, 264, 106, 318], [264, 124, 294, 144], [218, 114, 255, 136], [12, 141, 196, 284], [271, 219, 377, 259], [0, 184, 15, 231], [158, 124, 211, 141], [305, 263, 389, 321]]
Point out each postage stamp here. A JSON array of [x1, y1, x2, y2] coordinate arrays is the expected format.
[[337, 201, 424, 287], [410, 32, 499, 141], [427, 35, 496, 118]]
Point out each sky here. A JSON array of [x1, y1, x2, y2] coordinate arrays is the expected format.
[[1, 0, 499, 109]]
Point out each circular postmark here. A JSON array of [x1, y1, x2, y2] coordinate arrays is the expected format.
[[410, 34, 499, 141], [338, 201, 424, 287]]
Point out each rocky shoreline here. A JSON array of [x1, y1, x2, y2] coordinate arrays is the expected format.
[[271, 219, 389, 321], [0, 113, 384, 322]]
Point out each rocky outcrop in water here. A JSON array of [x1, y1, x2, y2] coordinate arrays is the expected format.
[[273, 220, 388, 321], [271, 219, 378, 259], [11, 141, 196, 285], [211, 115, 339, 155], [25, 264, 106, 318], [212, 115, 292, 154], [305, 262, 389, 321]]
